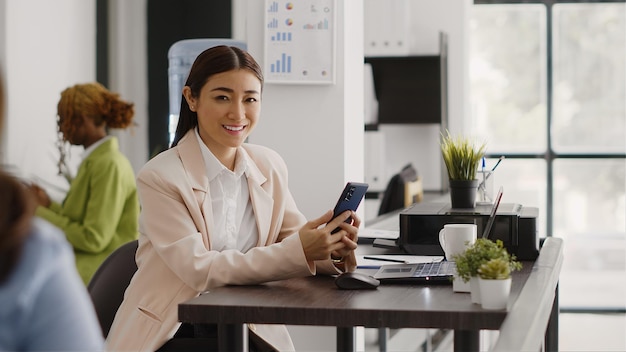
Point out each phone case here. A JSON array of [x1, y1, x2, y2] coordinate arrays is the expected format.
[[331, 182, 369, 233]]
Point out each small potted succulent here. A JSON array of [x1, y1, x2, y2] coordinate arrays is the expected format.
[[478, 257, 521, 280], [477, 256, 522, 310], [452, 238, 521, 304]]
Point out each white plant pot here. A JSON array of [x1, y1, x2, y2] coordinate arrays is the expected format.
[[470, 276, 481, 304], [478, 277, 512, 310], [452, 275, 471, 292]]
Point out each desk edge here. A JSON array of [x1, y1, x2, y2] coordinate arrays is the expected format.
[[491, 237, 564, 351]]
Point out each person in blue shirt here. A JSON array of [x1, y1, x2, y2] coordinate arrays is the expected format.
[[0, 71, 104, 351]]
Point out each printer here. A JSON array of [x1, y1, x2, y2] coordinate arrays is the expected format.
[[398, 202, 539, 260]]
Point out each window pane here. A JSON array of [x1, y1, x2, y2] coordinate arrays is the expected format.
[[469, 5, 547, 153], [553, 3, 626, 153], [486, 157, 547, 234], [554, 159, 625, 236], [554, 159, 626, 309]]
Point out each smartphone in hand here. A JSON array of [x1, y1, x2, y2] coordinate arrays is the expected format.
[[331, 182, 369, 233]]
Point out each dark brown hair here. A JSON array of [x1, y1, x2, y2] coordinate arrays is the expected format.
[[57, 82, 135, 142], [170, 45, 264, 147], [0, 173, 35, 283], [0, 70, 36, 282]]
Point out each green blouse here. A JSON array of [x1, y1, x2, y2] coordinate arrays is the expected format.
[[36, 137, 139, 285]]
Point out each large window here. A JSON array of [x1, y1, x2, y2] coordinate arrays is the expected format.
[[470, 0, 625, 312]]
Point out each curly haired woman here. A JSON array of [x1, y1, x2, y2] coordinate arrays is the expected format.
[[28, 82, 139, 285]]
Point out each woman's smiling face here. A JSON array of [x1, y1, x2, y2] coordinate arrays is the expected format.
[[185, 69, 262, 160]]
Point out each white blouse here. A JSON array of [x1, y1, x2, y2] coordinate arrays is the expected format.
[[194, 128, 258, 252]]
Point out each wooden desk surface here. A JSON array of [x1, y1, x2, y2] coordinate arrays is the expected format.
[[179, 262, 532, 331], [178, 213, 563, 352]]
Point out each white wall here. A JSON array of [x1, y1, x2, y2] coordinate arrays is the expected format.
[[107, 0, 149, 173], [364, 0, 471, 194], [243, 0, 366, 221], [0, 0, 148, 197], [407, 0, 471, 136], [1, 0, 96, 200]]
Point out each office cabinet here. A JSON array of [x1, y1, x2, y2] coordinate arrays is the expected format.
[[364, 33, 449, 196]]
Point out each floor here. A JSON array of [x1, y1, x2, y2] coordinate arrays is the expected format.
[[363, 312, 626, 351]]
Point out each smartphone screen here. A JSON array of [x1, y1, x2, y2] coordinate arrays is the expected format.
[[331, 182, 369, 233]]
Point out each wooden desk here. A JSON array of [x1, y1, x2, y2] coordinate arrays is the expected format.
[[179, 237, 563, 351]]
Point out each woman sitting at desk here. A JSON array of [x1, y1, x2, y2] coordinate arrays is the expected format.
[[106, 45, 360, 351], [28, 82, 139, 285]]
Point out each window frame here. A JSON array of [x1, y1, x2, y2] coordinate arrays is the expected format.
[[472, 0, 626, 313], [473, 0, 626, 236]]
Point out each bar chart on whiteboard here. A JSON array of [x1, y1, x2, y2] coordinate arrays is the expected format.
[[264, 0, 336, 84]]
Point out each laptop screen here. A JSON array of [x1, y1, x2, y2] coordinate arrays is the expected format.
[[481, 186, 503, 239]]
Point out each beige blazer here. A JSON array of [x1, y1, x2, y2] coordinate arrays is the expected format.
[[105, 131, 344, 351]]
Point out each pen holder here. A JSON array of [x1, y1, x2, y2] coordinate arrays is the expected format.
[[476, 171, 494, 205]]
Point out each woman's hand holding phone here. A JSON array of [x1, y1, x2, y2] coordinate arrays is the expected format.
[[299, 210, 359, 263], [299, 182, 367, 270], [330, 182, 368, 233], [330, 210, 360, 272]]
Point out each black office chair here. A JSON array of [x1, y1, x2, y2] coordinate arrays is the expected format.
[[378, 163, 423, 216], [87, 240, 221, 351], [87, 239, 138, 338]]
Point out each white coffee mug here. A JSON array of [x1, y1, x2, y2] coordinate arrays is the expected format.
[[438, 224, 477, 261]]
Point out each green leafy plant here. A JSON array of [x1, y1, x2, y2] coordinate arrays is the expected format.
[[452, 238, 522, 282], [440, 131, 486, 181]]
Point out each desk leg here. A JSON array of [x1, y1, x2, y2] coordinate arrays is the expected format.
[[336, 327, 355, 352], [454, 330, 479, 352], [378, 328, 388, 352], [218, 323, 248, 352], [545, 284, 559, 352]]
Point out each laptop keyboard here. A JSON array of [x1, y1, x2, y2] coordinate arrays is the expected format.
[[413, 261, 456, 277]]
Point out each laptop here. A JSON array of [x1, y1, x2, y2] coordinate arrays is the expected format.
[[373, 260, 457, 284], [372, 187, 504, 284]]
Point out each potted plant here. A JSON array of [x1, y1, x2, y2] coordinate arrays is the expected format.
[[451, 238, 519, 304], [477, 256, 522, 310], [440, 130, 486, 208]]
